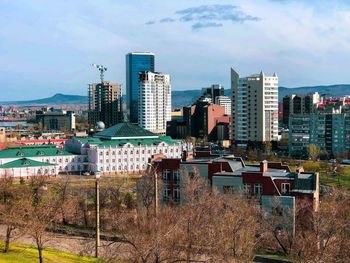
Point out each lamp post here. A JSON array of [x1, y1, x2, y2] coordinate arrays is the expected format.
[[95, 171, 100, 258], [147, 163, 158, 217]]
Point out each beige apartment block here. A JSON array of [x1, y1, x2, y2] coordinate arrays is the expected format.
[[231, 68, 278, 145]]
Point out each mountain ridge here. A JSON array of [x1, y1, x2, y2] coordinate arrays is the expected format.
[[1, 84, 350, 108]]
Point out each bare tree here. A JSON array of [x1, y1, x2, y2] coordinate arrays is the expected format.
[[102, 169, 257, 263], [24, 176, 60, 263], [0, 173, 25, 253]]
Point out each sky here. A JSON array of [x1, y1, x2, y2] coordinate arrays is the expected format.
[[1, 0, 350, 101]]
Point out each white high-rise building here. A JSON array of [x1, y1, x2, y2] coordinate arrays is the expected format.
[[215, 96, 232, 115], [138, 71, 171, 135], [231, 68, 278, 145]]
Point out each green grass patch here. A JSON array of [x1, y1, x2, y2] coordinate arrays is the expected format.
[[0, 242, 101, 263]]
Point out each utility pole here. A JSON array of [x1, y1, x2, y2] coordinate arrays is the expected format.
[[148, 163, 158, 217], [95, 172, 101, 258], [154, 170, 158, 217]]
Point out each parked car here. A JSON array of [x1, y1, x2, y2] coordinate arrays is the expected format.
[[341, 159, 350, 165]]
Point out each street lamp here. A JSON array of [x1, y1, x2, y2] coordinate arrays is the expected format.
[[95, 171, 100, 258], [147, 163, 158, 217]]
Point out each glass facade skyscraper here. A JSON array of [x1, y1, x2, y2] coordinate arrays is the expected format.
[[126, 52, 155, 124]]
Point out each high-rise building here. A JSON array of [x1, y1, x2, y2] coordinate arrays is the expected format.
[[126, 52, 155, 124], [88, 81, 122, 128], [200, 84, 225, 102], [231, 68, 278, 145], [138, 71, 171, 135], [215, 96, 232, 115], [282, 92, 320, 126]]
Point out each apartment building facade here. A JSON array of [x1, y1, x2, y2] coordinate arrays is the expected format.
[[289, 112, 350, 157], [138, 71, 171, 135], [88, 81, 123, 128], [231, 68, 278, 146], [282, 92, 320, 126]]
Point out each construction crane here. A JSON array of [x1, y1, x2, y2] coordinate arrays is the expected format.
[[91, 64, 107, 84]]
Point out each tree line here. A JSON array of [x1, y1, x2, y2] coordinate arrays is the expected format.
[[0, 172, 349, 262]]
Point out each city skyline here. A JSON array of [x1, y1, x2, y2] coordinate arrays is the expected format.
[[1, 0, 350, 101]]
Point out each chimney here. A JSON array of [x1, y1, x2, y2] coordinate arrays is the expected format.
[[260, 160, 268, 173]]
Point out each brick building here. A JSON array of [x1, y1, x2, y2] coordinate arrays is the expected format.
[[153, 157, 319, 214]]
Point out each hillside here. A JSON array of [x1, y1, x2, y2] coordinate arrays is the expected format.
[[0, 93, 88, 105], [1, 84, 350, 108]]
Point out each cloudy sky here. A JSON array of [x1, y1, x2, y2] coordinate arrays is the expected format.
[[1, 0, 350, 100]]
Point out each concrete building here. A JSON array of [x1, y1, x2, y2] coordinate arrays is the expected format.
[[282, 92, 320, 126], [215, 95, 231, 115], [167, 101, 231, 143], [154, 157, 319, 216], [36, 108, 76, 131], [126, 52, 155, 124], [138, 71, 171, 135], [289, 112, 350, 158], [231, 68, 278, 146], [88, 81, 123, 129], [198, 84, 225, 103]]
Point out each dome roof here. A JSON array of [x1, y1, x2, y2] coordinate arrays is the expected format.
[[95, 121, 105, 130]]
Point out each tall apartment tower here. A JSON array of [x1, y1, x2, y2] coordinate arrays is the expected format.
[[126, 52, 155, 124], [138, 71, 171, 135], [231, 68, 278, 145], [88, 81, 123, 128]]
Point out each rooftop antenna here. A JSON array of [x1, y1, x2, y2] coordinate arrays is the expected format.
[[91, 64, 107, 84]]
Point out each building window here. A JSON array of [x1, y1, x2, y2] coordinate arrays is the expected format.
[[253, 183, 262, 196], [163, 188, 170, 202], [173, 187, 180, 202], [243, 183, 250, 194], [173, 170, 180, 185], [281, 183, 290, 194], [223, 186, 234, 194], [163, 169, 171, 183]]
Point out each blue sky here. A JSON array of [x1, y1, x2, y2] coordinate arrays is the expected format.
[[1, 0, 350, 100]]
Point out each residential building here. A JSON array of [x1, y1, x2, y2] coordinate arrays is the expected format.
[[215, 95, 231, 115], [289, 112, 350, 157], [138, 71, 171, 135], [282, 92, 320, 126], [36, 108, 76, 131], [231, 68, 278, 146], [126, 52, 155, 124], [88, 81, 123, 128], [154, 157, 319, 215]]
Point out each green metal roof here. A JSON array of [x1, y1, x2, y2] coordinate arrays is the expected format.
[[94, 123, 158, 140], [0, 145, 74, 159], [75, 136, 181, 148], [0, 158, 54, 168]]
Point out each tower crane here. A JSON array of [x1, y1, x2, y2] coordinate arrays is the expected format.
[[91, 64, 107, 84]]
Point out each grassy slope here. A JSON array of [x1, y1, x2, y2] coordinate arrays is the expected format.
[[0, 243, 100, 263]]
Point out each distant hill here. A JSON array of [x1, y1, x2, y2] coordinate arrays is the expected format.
[[172, 84, 350, 108], [0, 93, 88, 106], [2, 84, 350, 108], [278, 84, 350, 100]]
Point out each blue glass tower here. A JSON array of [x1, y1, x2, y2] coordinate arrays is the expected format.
[[126, 52, 155, 124]]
